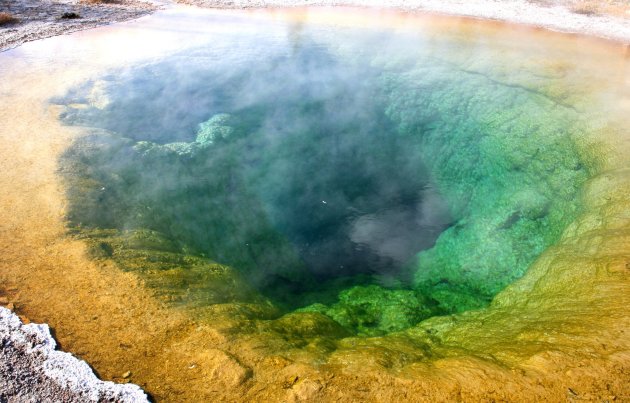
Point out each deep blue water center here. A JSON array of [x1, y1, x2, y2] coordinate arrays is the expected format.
[[58, 19, 589, 334], [62, 38, 451, 305]]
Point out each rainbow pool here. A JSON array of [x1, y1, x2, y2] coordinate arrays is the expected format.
[[0, 6, 629, 401]]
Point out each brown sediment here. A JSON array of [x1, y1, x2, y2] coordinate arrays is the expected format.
[[0, 7, 629, 402]]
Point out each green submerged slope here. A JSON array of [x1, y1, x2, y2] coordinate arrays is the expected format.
[[58, 31, 597, 337]]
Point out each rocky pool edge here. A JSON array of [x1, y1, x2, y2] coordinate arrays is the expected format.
[[177, 0, 630, 44], [2, 0, 629, 54], [0, 307, 148, 402]]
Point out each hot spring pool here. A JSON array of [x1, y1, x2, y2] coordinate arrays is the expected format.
[[1, 6, 629, 401]]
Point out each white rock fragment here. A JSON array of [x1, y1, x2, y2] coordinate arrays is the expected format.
[[0, 307, 149, 402]]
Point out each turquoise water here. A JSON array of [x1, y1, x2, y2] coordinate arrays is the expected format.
[[58, 17, 593, 335]]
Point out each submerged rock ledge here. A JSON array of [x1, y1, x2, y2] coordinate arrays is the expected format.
[[0, 307, 148, 402]]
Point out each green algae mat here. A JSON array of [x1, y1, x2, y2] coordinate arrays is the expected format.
[[55, 14, 601, 340]]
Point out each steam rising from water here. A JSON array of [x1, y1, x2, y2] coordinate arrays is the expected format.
[[57, 15, 592, 334]]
